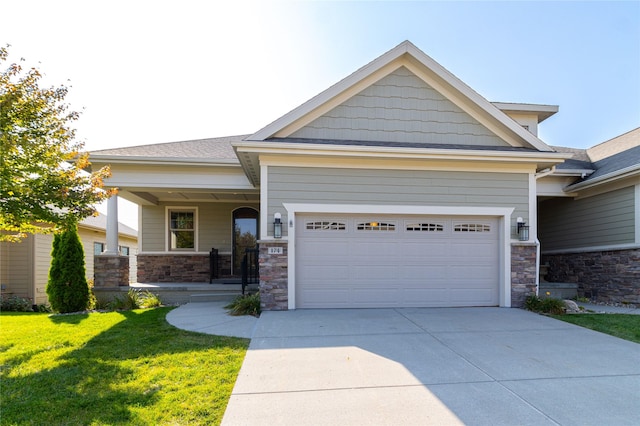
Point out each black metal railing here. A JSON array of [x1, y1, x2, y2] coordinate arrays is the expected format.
[[241, 247, 259, 294], [209, 248, 219, 283]]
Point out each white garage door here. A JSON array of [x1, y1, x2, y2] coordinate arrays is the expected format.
[[296, 214, 499, 308]]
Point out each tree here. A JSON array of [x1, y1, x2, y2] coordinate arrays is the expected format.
[[0, 45, 113, 242], [46, 225, 90, 313]]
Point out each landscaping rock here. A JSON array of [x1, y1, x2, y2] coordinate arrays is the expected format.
[[564, 300, 581, 313]]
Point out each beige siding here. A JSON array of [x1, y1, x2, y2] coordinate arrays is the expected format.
[[0, 236, 34, 301], [267, 166, 529, 238], [291, 67, 508, 146], [33, 234, 54, 305], [141, 202, 259, 252], [539, 186, 636, 251]]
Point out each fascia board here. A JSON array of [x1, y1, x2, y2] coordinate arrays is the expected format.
[[491, 102, 559, 123], [564, 165, 640, 192], [234, 141, 571, 164]]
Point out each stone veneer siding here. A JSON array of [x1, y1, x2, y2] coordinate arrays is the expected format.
[[136, 253, 232, 283], [511, 243, 538, 307], [94, 255, 129, 287], [259, 242, 289, 310], [542, 248, 640, 304]]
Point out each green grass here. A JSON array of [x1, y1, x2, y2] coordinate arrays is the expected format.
[[552, 314, 640, 344], [0, 307, 249, 425]]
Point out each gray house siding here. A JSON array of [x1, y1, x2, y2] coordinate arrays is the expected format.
[[538, 185, 636, 251], [141, 202, 259, 252], [290, 67, 509, 146], [267, 166, 529, 238]]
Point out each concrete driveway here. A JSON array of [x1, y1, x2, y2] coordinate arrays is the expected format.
[[221, 307, 640, 426]]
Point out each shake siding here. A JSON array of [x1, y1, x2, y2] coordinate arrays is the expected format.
[[290, 67, 508, 146], [141, 202, 259, 252], [268, 166, 529, 237], [539, 186, 635, 251]]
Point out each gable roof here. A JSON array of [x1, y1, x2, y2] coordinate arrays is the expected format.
[[247, 40, 555, 152]]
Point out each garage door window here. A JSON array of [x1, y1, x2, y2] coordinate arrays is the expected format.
[[454, 223, 491, 232], [406, 223, 444, 232], [356, 221, 396, 231], [306, 221, 346, 231]]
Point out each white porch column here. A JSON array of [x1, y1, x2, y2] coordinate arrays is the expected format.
[[103, 194, 120, 255]]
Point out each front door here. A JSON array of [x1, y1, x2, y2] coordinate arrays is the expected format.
[[233, 208, 259, 275]]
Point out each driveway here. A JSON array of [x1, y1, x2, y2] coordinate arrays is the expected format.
[[221, 307, 640, 425]]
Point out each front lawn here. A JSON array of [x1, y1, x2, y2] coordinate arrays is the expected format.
[[552, 314, 640, 344], [0, 307, 248, 425]]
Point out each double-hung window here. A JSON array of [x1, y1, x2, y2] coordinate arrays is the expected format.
[[169, 210, 196, 250]]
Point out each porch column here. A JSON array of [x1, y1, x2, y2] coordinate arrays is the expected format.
[[103, 194, 120, 255]]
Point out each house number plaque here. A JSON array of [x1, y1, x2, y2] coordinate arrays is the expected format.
[[268, 247, 283, 255]]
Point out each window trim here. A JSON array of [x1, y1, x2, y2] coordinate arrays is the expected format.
[[165, 206, 199, 252]]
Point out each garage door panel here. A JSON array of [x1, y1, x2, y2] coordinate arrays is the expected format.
[[296, 214, 499, 308]]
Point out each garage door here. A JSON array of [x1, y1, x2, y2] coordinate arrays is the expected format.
[[296, 214, 499, 308]]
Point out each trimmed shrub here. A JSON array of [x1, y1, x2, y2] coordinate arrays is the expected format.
[[46, 225, 90, 313]]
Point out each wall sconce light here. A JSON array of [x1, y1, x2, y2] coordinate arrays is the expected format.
[[274, 212, 282, 239], [516, 217, 529, 241]]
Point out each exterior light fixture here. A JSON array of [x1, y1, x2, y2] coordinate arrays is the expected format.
[[274, 212, 282, 239], [516, 217, 529, 241]]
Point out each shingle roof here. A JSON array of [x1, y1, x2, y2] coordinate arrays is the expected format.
[[582, 145, 640, 182], [80, 213, 137, 238], [91, 135, 250, 160]]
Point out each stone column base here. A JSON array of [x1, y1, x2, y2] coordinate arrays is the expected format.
[[95, 255, 129, 287]]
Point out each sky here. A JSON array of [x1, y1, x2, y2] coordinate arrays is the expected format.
[[2, 0, 639, 228]]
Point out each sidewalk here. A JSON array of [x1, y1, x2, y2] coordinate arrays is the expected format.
[[165, 300, 259, 338]]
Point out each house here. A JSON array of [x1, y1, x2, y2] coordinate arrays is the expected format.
[[89, 41, 639, 309], [0, 213, 138, 306]]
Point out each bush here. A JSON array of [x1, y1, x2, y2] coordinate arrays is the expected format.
[[524, 294, 565, 315], [46, 226, 90, 313], [0, 295, 33, 312], [225, 292, 260, 317], [109, 289, 162, 310]]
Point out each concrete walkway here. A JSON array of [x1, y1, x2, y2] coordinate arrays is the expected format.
[[167, 303, 640, 425]]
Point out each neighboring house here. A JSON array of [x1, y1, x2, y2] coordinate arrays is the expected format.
[[89, 41, 639, 309], [0, 213, 138, 306]]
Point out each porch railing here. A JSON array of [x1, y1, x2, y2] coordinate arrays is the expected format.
[[209, 248, 219, 283], [241, 247, 259, 295]]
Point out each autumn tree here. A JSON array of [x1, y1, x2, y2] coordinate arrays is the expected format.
[[0, 45, 113, 241]]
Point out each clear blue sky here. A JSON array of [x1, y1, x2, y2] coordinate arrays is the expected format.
[[2, 1, 638, 152]]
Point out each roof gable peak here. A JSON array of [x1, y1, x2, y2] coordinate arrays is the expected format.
[[248, 41, 554, 152]]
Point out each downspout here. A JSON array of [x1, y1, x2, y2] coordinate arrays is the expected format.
[[533, 166, 555, 295]]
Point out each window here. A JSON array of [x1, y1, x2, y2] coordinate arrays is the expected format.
[[94, 242, 105, 255], [357, 221, 396, 231], [406, 223, 444, 232], [454, 223, 491, 232], [119, 246, 130, 256], [306, 221, 346, 231], [169, 210, 195, 250]]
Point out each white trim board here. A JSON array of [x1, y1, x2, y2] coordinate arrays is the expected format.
[[282, 203, 514, 309]]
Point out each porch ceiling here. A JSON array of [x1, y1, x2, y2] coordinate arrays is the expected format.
[[119, 189, 260, 205]]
